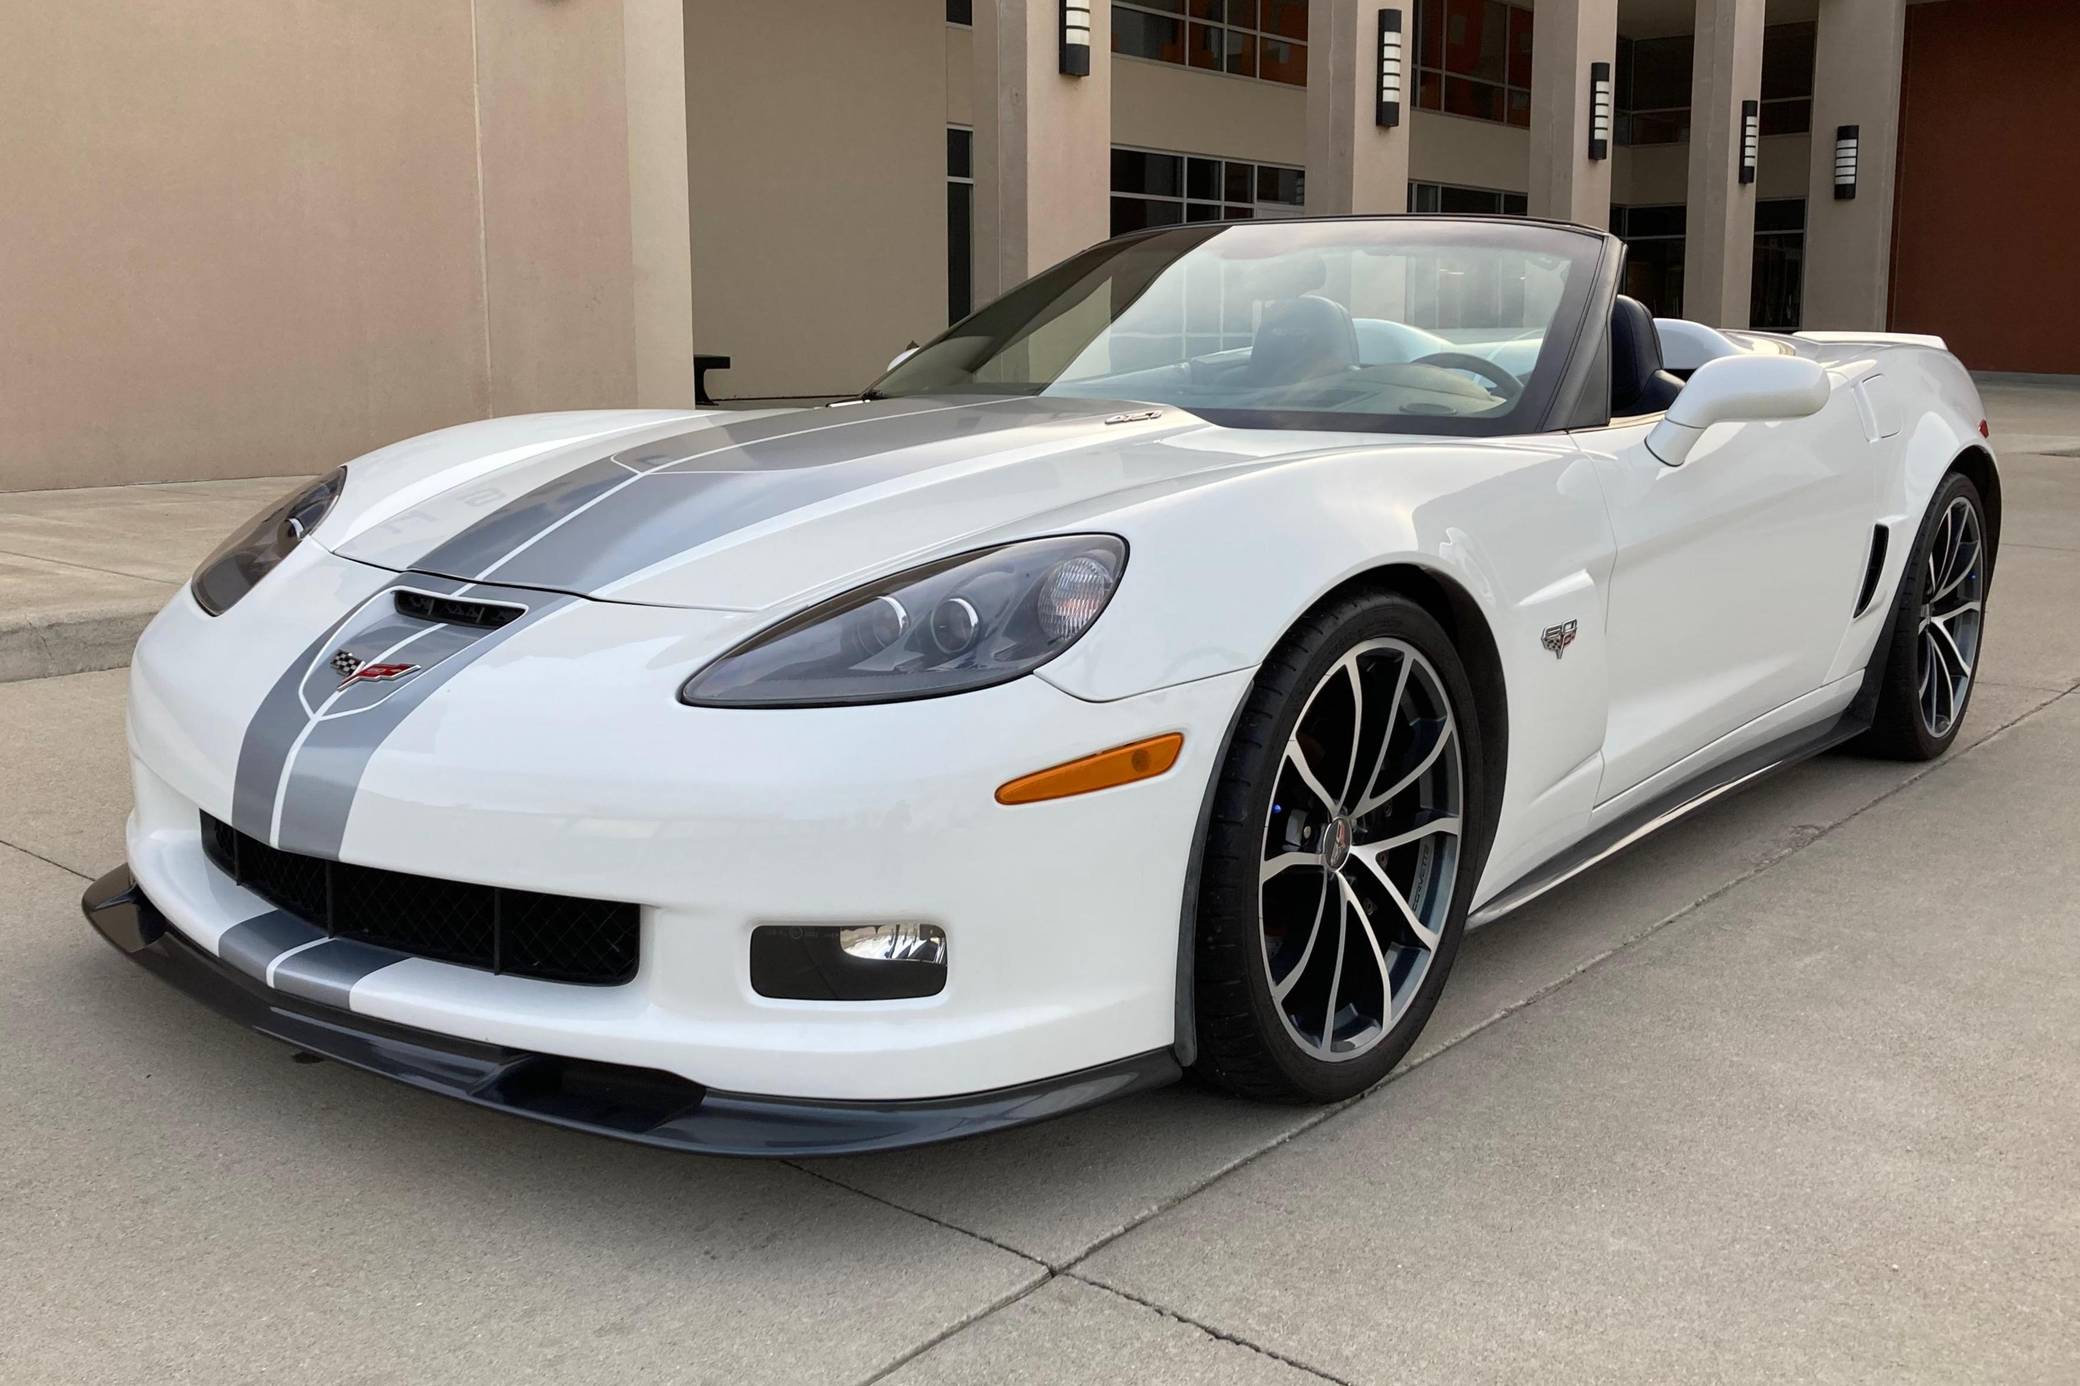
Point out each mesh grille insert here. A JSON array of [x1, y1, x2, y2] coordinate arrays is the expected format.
[[199, 813, 638, 985]]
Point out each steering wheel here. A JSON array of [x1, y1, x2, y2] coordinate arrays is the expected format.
[[1410, 352, 1525, 401]]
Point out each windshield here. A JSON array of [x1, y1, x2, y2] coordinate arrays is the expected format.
[[872, 219, 1605, 435]]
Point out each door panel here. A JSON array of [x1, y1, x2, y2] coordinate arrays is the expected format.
[[1577, 391, 1874, 801]]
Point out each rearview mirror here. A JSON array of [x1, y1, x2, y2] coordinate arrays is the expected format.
[[1646, 354, 1831, 467]]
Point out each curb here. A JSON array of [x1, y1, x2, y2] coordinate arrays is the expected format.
[[0, 604, 156, 684]]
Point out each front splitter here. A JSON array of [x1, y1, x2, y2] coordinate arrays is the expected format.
[[80, 865, 1181, 1158]]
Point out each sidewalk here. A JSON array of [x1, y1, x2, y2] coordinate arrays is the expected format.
[[4, 373, 2075, 685], [0, 476, 306, 681]]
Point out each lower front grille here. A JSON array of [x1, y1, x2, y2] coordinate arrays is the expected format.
[[200, 814, 638, 985]]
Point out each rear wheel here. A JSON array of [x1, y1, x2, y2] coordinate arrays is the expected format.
[[1859, 471, 1990, 760], [1191, 592, 1485, 1104]]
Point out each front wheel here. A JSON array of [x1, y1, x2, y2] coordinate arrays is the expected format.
[[1858, 471, 1991, 761], [1191, 592, 1486, 1104]]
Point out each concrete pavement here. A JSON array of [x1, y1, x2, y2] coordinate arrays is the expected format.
[[4, 431, 2079, 1382]]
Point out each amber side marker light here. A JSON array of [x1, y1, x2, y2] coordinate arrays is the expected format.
[[996, 733, 1184, 806]]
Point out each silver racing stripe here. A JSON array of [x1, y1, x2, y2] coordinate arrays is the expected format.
[[405, 396, 1084, 592], [229, 572, 468, 841], [212, 909, 409, 1007], [270, 588, 575, 860], [268, 938, 413, 1009], [397, 396, 969, 581], [215, 910, 325, 981]]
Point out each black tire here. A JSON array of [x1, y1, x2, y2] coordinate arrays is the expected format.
[[1856, 470, 1992, 761], [1191, 591, 1487, 1104]]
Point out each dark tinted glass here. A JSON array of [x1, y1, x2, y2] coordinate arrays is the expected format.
[[1628, 35, 1692, 111], [1506, 5, 1534, 88], [1761, 22, 1816, 101], [1444, 77, 1504, 121], [1186, 157, 1221, 200], [1112, 148, 1183, 196], [946, 0, 973, 23], [1760, 97, 1810, 136], [1755, 198, 1807, 234], [1256, 164, 1303, 206], [1440, 185, 1501, 214], [1261, 0, 1306, 39], [1623, 204, 1687, 239], [1114, 8, 1185, 60], [947, 184, 972, 322], [1260, 37, 1305, 83], [946, 128, 972, 180], [1225, 28, 1257, 75]]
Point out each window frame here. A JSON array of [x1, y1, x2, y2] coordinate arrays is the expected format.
[[1111, 1, 1309, 87], [1412, 0, 1536, 129]]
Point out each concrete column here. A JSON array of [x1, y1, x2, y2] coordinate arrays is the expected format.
[[1682, 0, 1765, 327], [972, 0, 1112, 301], [1527, 0, 1618, 226], [1801, 0, 1906, 330], [472, 0, 695, 412], [1304, 0, 1411, 214], [624, 0, 695, 408]]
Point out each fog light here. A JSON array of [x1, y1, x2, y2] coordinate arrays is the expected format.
[[750, 923, 948, 1001]]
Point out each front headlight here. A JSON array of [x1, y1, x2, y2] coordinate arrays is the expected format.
[[681, 535, 1127, 708], [190, 468, 347, 616]]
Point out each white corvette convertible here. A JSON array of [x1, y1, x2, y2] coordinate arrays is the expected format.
[[85, 216, 1998, 1154]]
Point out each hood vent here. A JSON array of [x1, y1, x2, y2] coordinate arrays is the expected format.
[[395, 589, 526, 629]]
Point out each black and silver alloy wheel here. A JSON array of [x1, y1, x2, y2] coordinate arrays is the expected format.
[[1259, 640, 1461, 1063], [1861, 469, 1994, 762], [1193, 591, 1486, 1104], [1915, 495, 1984, 739]]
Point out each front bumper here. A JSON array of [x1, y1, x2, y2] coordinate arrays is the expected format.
[[125, 553, 1255, 1101], [82, 866, 1180, 1157]]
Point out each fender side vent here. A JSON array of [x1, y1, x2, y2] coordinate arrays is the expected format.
[[1853, 525, 1890, 618], [395, 589, 525, 629]]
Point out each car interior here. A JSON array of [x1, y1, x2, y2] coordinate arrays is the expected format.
[[1608, 294, 1686, 418]]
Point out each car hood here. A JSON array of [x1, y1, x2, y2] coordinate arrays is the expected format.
[[330, 396, 1296, 612]]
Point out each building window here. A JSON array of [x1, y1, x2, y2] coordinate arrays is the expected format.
[[1409, 182, 1528, 216], [1614, 34, 1690, 145], [1112, 2, 1308, 87], [1616, 23, 1814, 147], [947, 0, 973, 25], [1751, 197, 1805, 329], [948, 127, 974, 323], [1412, 0, 1534, 128], [1110, 147, 1305, 235], [1759, 22, 1814, 135], [1611, 203, 1686, 317]]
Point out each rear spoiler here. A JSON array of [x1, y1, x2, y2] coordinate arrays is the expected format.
[[1794, 330, 1949, 350]]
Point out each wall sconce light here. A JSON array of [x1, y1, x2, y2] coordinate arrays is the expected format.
[[1376, 9, 1404, 127], [1834, 124, 1860, 200], [1060, 1, 1091, 76], [1738, 99, 1759, 184], [1588, 61, 1612, 160]]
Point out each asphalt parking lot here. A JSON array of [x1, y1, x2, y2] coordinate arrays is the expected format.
[[5, 385, 2078, 1384]]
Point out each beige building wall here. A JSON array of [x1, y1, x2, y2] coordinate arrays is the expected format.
[[687, 0, 948, 400], [0, 0, 692, 495], [1409, 113, 1531, 195], [1113, 59, 1307, 165]]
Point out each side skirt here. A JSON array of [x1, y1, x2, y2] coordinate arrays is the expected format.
[[1467, 707, 1871, 928]]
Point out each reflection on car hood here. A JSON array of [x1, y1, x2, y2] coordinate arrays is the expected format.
[[331, 396, 1306, 612]]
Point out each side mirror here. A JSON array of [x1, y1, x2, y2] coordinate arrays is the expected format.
[[1646, 354, 1831, 467], [887, 345, 919, 372]]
